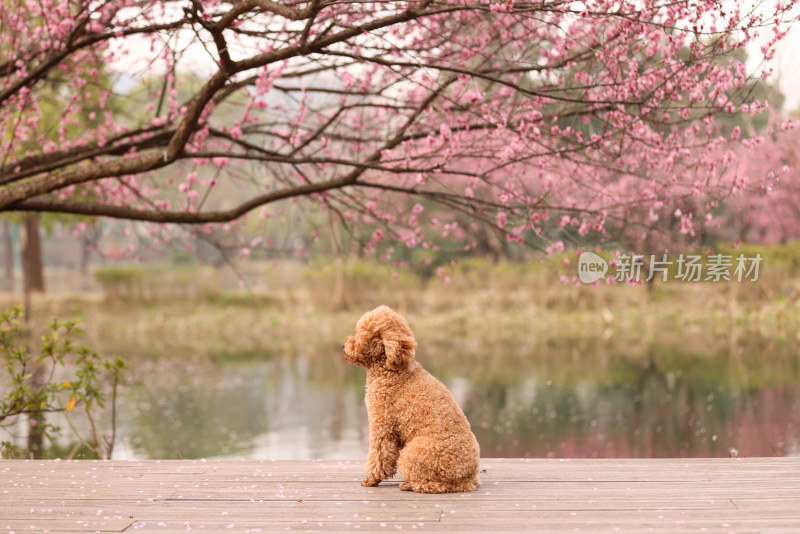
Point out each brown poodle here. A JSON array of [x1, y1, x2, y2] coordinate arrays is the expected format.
[[343, 305, 481, 493]]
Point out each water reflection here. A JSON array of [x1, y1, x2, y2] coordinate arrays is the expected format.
[[118, 356, 369, 460], [116, 337, 800, 459]]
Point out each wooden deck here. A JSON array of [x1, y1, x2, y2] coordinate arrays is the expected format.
[[2, 458, 799, 533]]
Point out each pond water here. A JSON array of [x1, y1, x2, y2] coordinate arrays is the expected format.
[[110, 334, 800, 460]]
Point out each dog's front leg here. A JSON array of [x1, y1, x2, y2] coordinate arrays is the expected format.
[[362, 429, 399, 487]]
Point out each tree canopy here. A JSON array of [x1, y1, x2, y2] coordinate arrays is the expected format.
[[0, 0, 797, 256]]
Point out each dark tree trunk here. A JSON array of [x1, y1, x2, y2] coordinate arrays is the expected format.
[[27, 363, 47, 458], [2, 219, 13, 292], [20, 214, 47, 456], [21, 214, 45, 294], [475, 225, 507, 263], [80, 234, 91, 276]]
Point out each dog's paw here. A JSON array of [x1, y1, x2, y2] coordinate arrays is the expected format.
[[361, 475, 380, 487], [365, 460, 396, 482], [399, 481, 413, 491]]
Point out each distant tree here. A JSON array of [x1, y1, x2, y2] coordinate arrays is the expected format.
[[0, 1, 796, 258], [712, 115, 800, 245]]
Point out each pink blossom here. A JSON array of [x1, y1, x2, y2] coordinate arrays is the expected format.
[[497, 211, 507, 229], [341, 71, 354, 89]]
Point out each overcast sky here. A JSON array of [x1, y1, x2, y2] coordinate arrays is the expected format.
[[772, 30, 800, 112]]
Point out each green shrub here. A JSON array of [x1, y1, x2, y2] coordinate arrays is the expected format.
[[0, 306, 128, 459]]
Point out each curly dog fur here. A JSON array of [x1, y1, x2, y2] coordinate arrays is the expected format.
[[343, 305, 481, 493]]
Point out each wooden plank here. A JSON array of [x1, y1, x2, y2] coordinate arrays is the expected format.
[[14, 501, 775, 522], [159, 491, 800, 504], [2, 507, 142, 520], [6, 486, 797, 502], [0, 488, 174, 500], [435, 518, 800, 530], [0, 496, 736, 516], [10, 479, 800, 494], [158, 478, 800, 493], [2, 457, 794, 470], [732, 498, 800, 509], [0, 459, 209, 473], [1, 519, 133, 532], [6, 458, 795, 472], [1, 502, 442, 522], [423, 498, 737, 511], [434, 509, 800, 521], [126, 519, 432, 532], [3, 458, 797, 483], [118, 518, 800, 533]]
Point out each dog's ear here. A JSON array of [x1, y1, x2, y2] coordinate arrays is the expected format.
[[383, 335, 417, 371]]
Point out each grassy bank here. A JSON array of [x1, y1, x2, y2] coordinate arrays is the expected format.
[[1, 256, 798, 368]]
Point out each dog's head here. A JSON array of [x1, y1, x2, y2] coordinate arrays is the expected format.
[[343, 305, 417, 371]]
